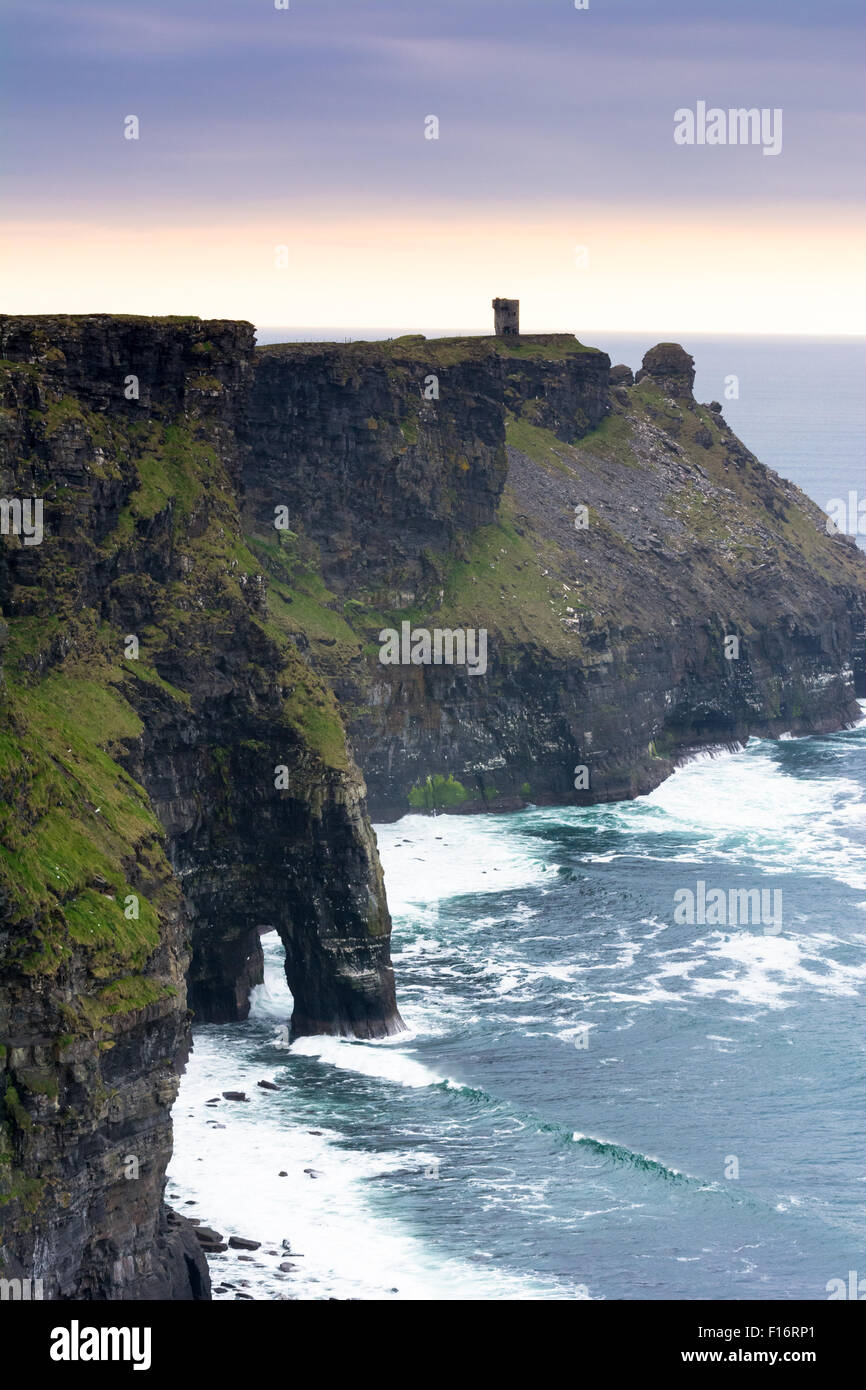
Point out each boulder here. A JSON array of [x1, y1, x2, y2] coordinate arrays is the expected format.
[[635, 342, 696, 398], [609, 363, 634, 387]]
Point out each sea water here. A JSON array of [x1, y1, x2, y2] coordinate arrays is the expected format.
[[168, 714, 866, 1300], [168, 335, 866, 1299]]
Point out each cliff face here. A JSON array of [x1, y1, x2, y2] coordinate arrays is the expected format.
[[243, 336, 866, 819], [244, 334, 609, 593], [1, 316, 864, 1300], [0, 316, 400, 1299]]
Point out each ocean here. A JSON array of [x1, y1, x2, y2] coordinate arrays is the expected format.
[[167, 336, 866, 1299]]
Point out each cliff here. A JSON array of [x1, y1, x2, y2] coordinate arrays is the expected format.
[[1, 316, 864, 1298], [243, 335, 866, 818], [0, 315, 400, 1299]]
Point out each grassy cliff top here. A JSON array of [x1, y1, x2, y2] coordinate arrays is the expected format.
[[255, 332, 603, 366], [0, 319, 602, 366], [0, 314, 254, 328]]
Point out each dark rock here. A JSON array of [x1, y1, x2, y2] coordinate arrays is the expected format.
[[222, 1091, 249, 1102], [609, 363, 634, 386], [228, 1236, 261, 1251], [156, 1209, 213, 1299], [258, 1080, 279, 1090], [635, 342, 696, 397], [195, 1226, 225, 1246]]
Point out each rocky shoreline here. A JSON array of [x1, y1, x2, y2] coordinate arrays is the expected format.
[[169, 1081, 352, 1301]]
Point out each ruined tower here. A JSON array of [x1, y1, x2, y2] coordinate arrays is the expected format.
[[493, 298, 519, 337]]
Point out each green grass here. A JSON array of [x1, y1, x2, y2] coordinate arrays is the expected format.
[[0, 668, 170, 984], [256, 333, 603, 372], [408, 773, 470, 811], [247, 534, 366, 688], [400, 415, 420, 445], [114, 423, 214, 526], [493, 336, 601, 360], [577, 410, 642, 468], [430, 497, 575, 652], [31, 395, 87, 438], [78, 978, 177, 1028], [505, 416, 576, 476]]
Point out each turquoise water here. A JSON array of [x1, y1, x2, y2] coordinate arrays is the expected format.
[[169, 717, 866, 1300], [168, 333, 866, 1299]]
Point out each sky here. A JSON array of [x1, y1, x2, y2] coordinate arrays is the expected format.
[[1, 0, 864, 335]]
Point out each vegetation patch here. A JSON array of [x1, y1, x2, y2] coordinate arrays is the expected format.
[[408, 773, 470, 811]]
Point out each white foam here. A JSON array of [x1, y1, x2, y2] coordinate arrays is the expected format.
[[289, 1034, 445, 1088], [376, 813, 554, 916], [170, 718, 866, 1300], [168, 1023, 574, 1301], [627, 930, 866, 1011]]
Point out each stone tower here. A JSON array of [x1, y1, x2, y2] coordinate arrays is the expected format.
[[493, 298, 519, 337]]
